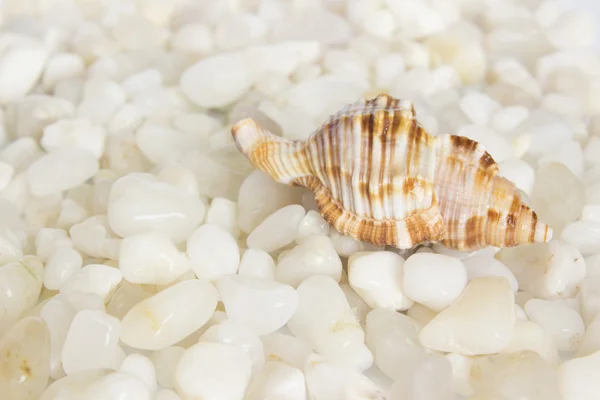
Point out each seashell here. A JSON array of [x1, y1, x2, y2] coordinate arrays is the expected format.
[[231, 93, 553, 251]]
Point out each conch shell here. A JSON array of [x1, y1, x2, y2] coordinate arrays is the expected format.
[[231, 93, 552, 251]]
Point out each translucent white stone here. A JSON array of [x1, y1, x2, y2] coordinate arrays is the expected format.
[[296, 210, 329, 243], [472, 351, 560, 400], [43, 246, 83, 290], [136, 123, 198, 165], [391, 353, 455, 400], [0, 43, 47, 103], [491, 105, 530, 134], [112, 14, 168, 50], [151, 346, 185, 390], [503, 320, 560, 365], [237, 171, 301, 233], [180, 51, 253, 108], [171, 24, 213, 55], [245, 361, 306, 400], [217, 275, 298, 335], [120, 280, 218, 350], [366, 308, 425, 381], [462, 253, 518, 293], [40, 118, 106, 159], [61, 310, 121, 374], [42, 52, 85, 90], [186, 224, 240, 280], [122, 69, 162, 97], [582, 204, 600, 223], [445, 353, 474, 397], [247, 205, 305, 253], [204, 197, 239, 238], [40, 296, 76, 379], [60, 264, 122, 302], [77, 78, 126, 124], [348, 251, 413, 311], [120, 353, 157, 393], [261, 333, 313, 370], [157, 389, 182, 400], [69, 215, 120, 260], [340, 283, 372, 328], [174, 342, 252, 400], [287, 275, 373, 370], [419, 277, 516, 355], [0, 317, 50, 400], [35, 227, 73, 262], [27, 148, 99, 196], [406, 303, 438, 326], [498, 158, 536, 196], [539, 140, 585, 178], [215, 13, 266, 51], [559, 350, 600, 400], [402, 253, 467, 312], [199, 318, 265, 373], [0, 258, 44, 332], [304, 354, 386, 400], [497, 239, 587, 299], [524, 299, 585, 352], [238, 249, 276, 281], [107, 174, 205, 243], [119, 231, 191, 285], [459, 91, 502, 125], [276, 235, 342, 287], [560, 220, 600, 255], [0, 161, 14, 192]]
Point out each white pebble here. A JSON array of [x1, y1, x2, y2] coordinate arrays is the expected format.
[[61, 310, 121, 374], [0, 161, 14, 192], [374, 53, 405, 89], [205, 197, 239, 238], [43, 247, 83, 290], [503, 320, 560, 365], [77, 78, 126, 124], [120, 280, 218, 350], [27, 148, 99, 196], [524, 299, 585, 352], [238, 249, 276, 281], [107, 174, 205, 243], [392, 353, 455, 400], [156, 163, 200, 199], [260, 333, 313, 371], [498, 158, 536, 196], [582, 204, 600, 223], [69, 215, 120, 260], [122, 69, 162, 97], [40, 118, 106, 159], [276, 235, 342, 287], [419, 277, 516, 355], [120, 353, 157, 393], [186, 224, 240, 280], [462, 254, 518, 293], [157, 389, 182, 400], [170, 24, 213, 55], [175, 342, 252, 400], [217, 275, 298, 335], [60, 264, 122, 302], [119, 231, 191, 285], [577, 315, 600, 357], [491, 106, 530, 133], [459, 91, 502, 125], [560, 220, 600, 255], [151, 346, 185, 390], [180, 52, 253, 108], [40, 297, 76, 379], [348, 251, 414, 311], [43, 52, 85, 90], [559, 350, 600, 400], [35, 228, 73, 262], [135, 123, 196, 165], [0, 43, 47, 103], [287, 275, 373, 370], [403, 253, 468, 312], [247, 205, 305, 253], [297, 210, 329, 243], [245, 361, 306, 400]]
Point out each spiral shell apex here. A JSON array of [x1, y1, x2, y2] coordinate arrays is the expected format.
[[231, 93, 553, 251]]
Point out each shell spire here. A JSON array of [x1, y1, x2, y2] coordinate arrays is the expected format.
[[231, 93, 553, 251]]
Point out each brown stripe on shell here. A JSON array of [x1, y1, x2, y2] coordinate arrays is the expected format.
[[529, 211, 538, 243]]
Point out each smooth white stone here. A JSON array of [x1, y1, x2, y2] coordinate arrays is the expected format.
[[174, 342, 252, 400], [348, 251, 413, 311], [374, 53, 405, 88], [577, 315, 600, 357], [340, 283, 372, 328], [445, 353, 474, 397], [304, 354, 386, 400], [582, 204, 600, 223], [261, 333, 313, 370], [406, 303, 438, 326], [459, 91, 502, 125], [0, 161, 14, 192], [69, 215, 120, 260], [0, 258, 44, 330], [135, 123, 198, 165], [237, 171, 301, 233], [155, 163, 200, 200], [366, 308, 425, 381], [44, 246, 83, 290], [287, 275, 373, 370], [60, 292, 106, 313], [462, 254, 518, 293], [122, 69, 162, 97], [120, 280, 218, 350], [504, 320, 560, 365], [247, 205, 305, 253], [238, 249, 276, 281], [119, 231, 191, 285], [217, 275, 298, 335], [244, 41, 321, 77], [561, 220, 600, 255], [108, 104, 143, 134], [186, 224, 240, 280], [27, 148, 99, 196], [419, 277, 516, 355], [43, 52, 85, 90], [151, 346, 185, 390], [41, 370, 151, 400], [491, 105, 530, 133], [0, 316, 51, 400], [120, 353, 157, 393], [403, 253, 468, 312], [524, 299, 585, 352], [245, 361, 306, 400], [296, 210, 329, 243], [60, 264, 122, 302], [77, 78, 126, 124], [391, 353, 455, 400], [276, 235, 342, 287], [496, 241, 586, 299], [36, 227, 72, 262], [107, 174, 205, 243], [199, 318, 265, 373], [171, 24, 213, 55], [498, 158, 536, 196], [62, 310, 121, 374], [205, 197, 239, 238], [157, 389, 182, 400], [180, 52, 253, 108], [40, 296, 77, 379], [539, 140, 585, 178], [0, 43, 47, 103], [40, 118, 106, 159], [559, 350, 600, 400]]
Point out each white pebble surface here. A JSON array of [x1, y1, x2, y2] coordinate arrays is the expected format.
[[2, 0, 600, 398]]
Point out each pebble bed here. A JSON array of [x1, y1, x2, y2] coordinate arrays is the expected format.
[[0, 0, 599, 399]]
